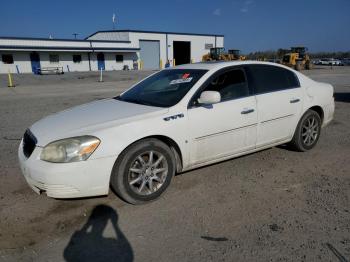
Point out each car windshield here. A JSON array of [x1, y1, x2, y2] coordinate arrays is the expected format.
[[116, 69, 208, 107]]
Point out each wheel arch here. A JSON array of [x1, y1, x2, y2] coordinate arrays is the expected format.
[[307, 105, 324, 124], [115, 135, 183, 173], [145, 135, 183, 173]]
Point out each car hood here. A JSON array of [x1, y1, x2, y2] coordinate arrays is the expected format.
[[30, 98, 168, 146]]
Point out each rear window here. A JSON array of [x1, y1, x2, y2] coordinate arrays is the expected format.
[[247, 65, 300, 94]]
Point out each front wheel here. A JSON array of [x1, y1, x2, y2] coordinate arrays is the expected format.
[[289, 110, 322, 152], [110, 138, 176, 204], [295, 62, 302, 71]]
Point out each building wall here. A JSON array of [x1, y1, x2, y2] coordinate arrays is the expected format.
[[38, 52, 90, 72], [167, 34, 224, 63], [0, 51, 137, 74], [89, 52, 137, 71], [0, 51, 91, 74], [128, 32, 166, 66], [127, 32, 224, 68], [0, 51, 32, 74], [0, 31, 225, 73]]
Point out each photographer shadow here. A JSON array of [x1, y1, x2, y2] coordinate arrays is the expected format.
[[64, 204, 133, 262]]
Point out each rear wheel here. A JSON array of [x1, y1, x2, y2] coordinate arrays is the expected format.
[[110, 138, 175, 204], [289, 110, 322, 151]]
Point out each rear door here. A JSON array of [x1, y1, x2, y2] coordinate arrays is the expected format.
[[187, 67, 257, 164], [245, 64, 303, 147]]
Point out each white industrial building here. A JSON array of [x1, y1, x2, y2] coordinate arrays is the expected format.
[[0, 30, 224, 74]]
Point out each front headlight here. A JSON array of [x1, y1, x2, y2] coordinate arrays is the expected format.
[[40, 136, 100, 163]]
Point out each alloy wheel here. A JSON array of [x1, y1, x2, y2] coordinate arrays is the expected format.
[[301, 116, 319, 146], [128, 151, 168, 196]]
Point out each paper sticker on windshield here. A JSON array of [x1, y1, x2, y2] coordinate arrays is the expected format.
[[170, 77, 193, 85], [182, 73, 191, 79]]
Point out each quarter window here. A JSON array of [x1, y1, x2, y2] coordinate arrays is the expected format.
[[49, 54, 59, 64], [247, 65, 300, 94], [2, 54, 14, 64]]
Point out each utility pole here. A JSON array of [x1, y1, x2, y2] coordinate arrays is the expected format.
[[72, 33, 79, 39]]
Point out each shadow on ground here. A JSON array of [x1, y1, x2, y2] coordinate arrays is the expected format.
[[64, 204, 133, 262], [334, 92, 350, 103]]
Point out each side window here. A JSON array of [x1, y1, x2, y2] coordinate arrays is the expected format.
[[247, 65, 300, 94], [73, 54, 82, 63], [116, 55, 124, 62], [49, 54, 59, 64], [2, 54, 14, 64], [200, 69, 249, 103]]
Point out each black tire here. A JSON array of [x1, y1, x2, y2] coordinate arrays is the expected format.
[[110, 138, 176, 204], [295, 62, 302, 71], [305, 60, 313, 70], [289, 109, 322, 152]]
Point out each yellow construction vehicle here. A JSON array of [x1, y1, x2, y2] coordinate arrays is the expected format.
[[282, 46, 313, 71], [202, 48, 245, 61], [227, 49, 246, 60], [202, 47, 225, 61]]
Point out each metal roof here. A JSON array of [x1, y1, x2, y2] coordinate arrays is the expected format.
[[0, 45, 140, 52], [0, 37, 137, 52], [0, 36, 130, 43], [86, 29, 224, 39]]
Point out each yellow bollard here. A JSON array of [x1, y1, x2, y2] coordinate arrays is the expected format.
[[8, 70, 15, 87], [159, 59, 163, 69], [173, 59, 176, 67], [140, 61, 143, 70]]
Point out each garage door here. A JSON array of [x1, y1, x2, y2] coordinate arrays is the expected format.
[[139, 40, 160, 70]]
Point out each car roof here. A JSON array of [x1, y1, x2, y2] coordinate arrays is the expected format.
[[172, 60, 292, 71]]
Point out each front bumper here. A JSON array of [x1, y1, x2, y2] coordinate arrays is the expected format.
[[18, 140, 116, 198]]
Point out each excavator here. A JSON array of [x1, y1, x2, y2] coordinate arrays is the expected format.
[[202, 48, 245, 61], [282, 46, 313, 71]]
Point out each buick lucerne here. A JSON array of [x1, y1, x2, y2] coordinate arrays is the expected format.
[[18, 61, 334, 204]]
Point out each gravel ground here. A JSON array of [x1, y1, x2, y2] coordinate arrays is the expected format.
[[0, 66, 349, 262]]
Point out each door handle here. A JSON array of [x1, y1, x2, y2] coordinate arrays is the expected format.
[[290, 98, 300, 103], [241, 108, 255, 114]]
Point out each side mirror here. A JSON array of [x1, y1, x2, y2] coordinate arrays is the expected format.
[[198, 91, 221, 105]]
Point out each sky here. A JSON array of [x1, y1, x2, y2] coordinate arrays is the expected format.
[[1, 0, 349, 53]]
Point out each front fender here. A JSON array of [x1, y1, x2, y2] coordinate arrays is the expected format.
[[89, 114, 189, 167]]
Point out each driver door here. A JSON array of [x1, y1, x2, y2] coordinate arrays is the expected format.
[[187, 67, 257, 165]]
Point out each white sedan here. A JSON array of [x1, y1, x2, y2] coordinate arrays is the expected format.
[[316, 58, 342, 66], [18, 61, 334, 204]]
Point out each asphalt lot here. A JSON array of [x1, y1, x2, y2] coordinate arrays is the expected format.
[[0, 66, 349, 262]]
